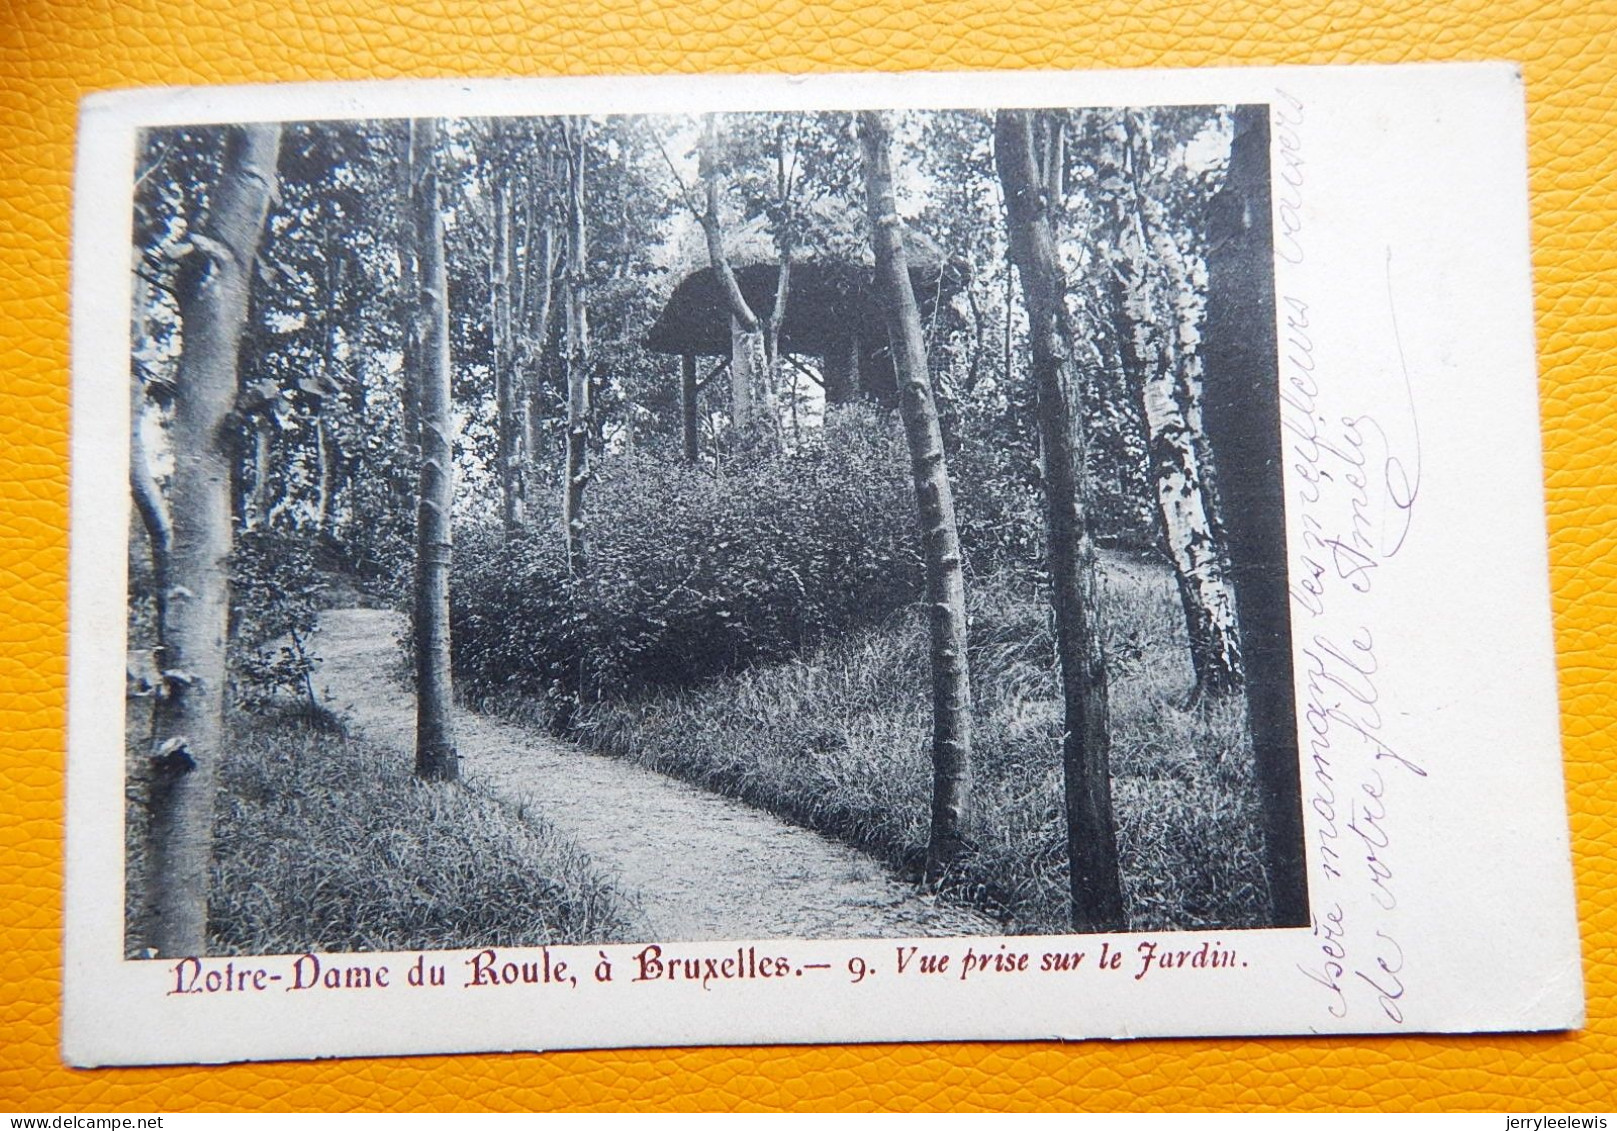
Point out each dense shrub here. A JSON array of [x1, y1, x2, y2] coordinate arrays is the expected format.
[[452, 407, 925, 711], [330, 453, 417, 594], [228, 529, 327, 711]]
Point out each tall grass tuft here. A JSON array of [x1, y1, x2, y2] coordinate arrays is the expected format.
[[577, 554, 1274, 935], [125, 705, 636, 956]]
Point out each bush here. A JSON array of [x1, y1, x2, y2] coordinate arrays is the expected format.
[[330, 451, 417, 595], [228, 529, 326, 712], [451, 406, 925, 710]]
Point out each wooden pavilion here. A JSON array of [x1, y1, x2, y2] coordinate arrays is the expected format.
[[644, 222, 962, 457]]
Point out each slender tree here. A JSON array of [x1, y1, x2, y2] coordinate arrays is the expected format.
[[137, 123, 282, 957], [239, 408, 275, 531], [396, 127, 423, 460], [311, 208, 349, 540], [698, 116, 773, 436], [857, 110, 973, 884], [1094, 109, 1244, 701], [128, 266, 173, 658], [995, 109, 1127, 931], [520, 145, 560, 510], [757, 120, 799, 396], [487, 120, 527, 533], [408, 117, 458, 782], [1201, 105, 1309, 925], [561, 117, 591, 577]]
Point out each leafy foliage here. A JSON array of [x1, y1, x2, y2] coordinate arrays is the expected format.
[[451, 407, 923, 711], [126, 102, 1262, 942], [227, 530, 327, 711]]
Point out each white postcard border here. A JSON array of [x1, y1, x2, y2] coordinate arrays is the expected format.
[[64, 62, 1583, 1067]]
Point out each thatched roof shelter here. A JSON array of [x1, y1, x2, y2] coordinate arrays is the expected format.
[[645, 209, 962, 361], [645, 258, 954, 358]]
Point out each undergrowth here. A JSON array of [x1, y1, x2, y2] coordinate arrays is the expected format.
[[124, 704, 635, 956], [565, 554, 1272, 935], [450, 408, 923, 710]]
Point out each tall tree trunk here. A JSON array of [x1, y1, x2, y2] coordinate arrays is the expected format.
[[1101, 110, 1244, 701], [1201, 105, 1309, 925], [729, 315, 766, 432], [681, 353, 700, 463], [962, 262, 985, 394], [1111, 267, 1243, 701], [858, 111, 973, 885], [763, 251, 792, 416], [396, 127, 423, 460], [523, 218, 557, 508], [129, 268, 173, 659], [408, 117, 458, 783], [996, 110, 1127, 932], [141, 123, 281, 958], [765, 124, 797, 406], [491, 161, 525, 532], [1002, 257, 1014, 388], [697, 115, 772, 441], [561, 117, 590, 577], [315, 214, 346, 541]]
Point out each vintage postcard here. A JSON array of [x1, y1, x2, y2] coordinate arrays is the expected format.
[[64, 63, 1582, 1066]]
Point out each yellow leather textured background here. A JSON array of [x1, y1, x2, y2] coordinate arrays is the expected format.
[[3, 0, 1613, 1111]]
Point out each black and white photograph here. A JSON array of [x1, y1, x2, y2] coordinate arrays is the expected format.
[[121, 101, 1306, 960], [66, 67, 1581, 1065]]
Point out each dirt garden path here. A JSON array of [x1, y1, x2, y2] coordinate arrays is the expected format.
[[312, 607, 999, 943]]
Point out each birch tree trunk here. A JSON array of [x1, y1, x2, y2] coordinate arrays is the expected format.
[[129, 267, 173, 672], [561, 117, 591, 578], [763, 248, 792, 418], [1114, 269, 1243, 700], [1101, 111, 1244, 702], [858, 110, 973, 885], [995, 109, 1126, 932], [491, 157, 525, 532], [408, 117, 458, 782], [141, 122, 281, 958], [523, 217, 557, 509], [729, 315, 762, 431], [396, 131, 423, 460], [697, 116, 772, 441]]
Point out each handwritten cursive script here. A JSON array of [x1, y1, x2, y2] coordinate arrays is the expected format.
[[1278, 89, 1424, 1029]]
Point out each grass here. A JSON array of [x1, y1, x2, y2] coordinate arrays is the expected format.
[[124, 703, 636, 957], [570, 553, 1274, 935]]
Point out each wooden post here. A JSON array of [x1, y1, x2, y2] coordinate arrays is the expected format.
[[823, 333, 857, 406], [681, 353, 699, 463]]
